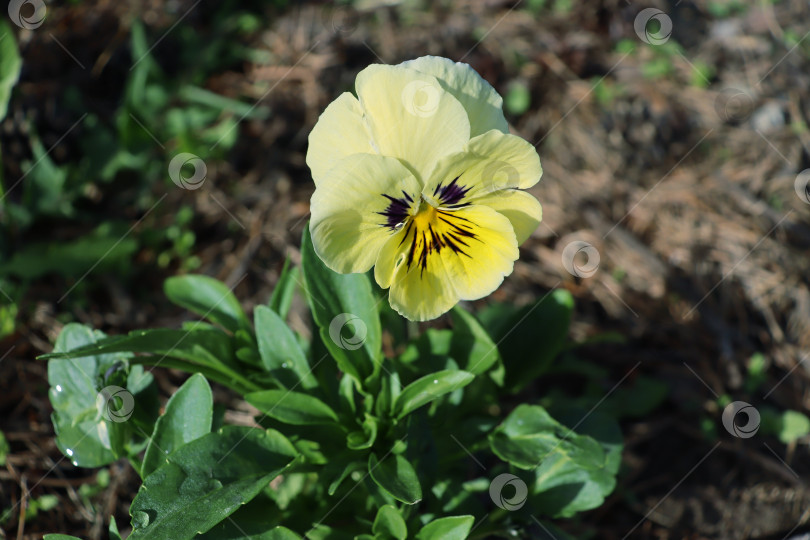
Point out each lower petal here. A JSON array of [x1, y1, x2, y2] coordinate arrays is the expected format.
[[379, 205, 519, 321]]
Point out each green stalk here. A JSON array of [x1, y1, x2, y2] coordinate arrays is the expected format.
[[129, 356, 260, 394]]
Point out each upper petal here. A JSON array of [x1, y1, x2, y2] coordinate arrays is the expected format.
[[424, 129, 542, 206], [400, 56, 509, 137], [307, 92, 376, 186], [471, 189, 542, 245], [310, 153, 422, 274], [355, 64, 471, 183]]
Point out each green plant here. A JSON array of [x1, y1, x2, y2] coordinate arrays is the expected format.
[[40, 226, 623, 539]]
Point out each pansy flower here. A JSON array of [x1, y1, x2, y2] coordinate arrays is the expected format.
[[307, 56, 542, 321]]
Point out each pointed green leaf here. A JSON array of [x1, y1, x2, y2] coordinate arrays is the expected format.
[[372, 505, 407, 540], [393, 370, 474, 419], [479, 291, 574, 391], [0, 20, 21, 121], [41, 328, 233, 368], [414, 516, 474, 540], [368, 453, 422, 505], [325, 458, 365, 496], [129, 426, 298, 540], [254, 305, 316, 389], [268, 257, 298, 319], [164, 275, 249, 333], [109, 516, 123, 540], [246, 389, 338, 426], [450, 307, 501, 375], [301, 225, 381, 381], [142, 373, 213, 478]]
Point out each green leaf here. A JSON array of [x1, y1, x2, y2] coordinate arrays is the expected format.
[[0, 224, 138, 279], [346, 414, 378, 450], [778, 410, 810, 443], [368, 453, 422, 505], [0, 20, 21, 121], [486, 290, 574, 392], [109, 516, 123, 540], [372, 505, 407, 540], [41, 328, 232, 368], [260, 526, 302, 539], [504, 81, 531, 116], [450, 307, 501, 375], [142, 374, 213, 478], [530, 410, 622, 518], [325, 458, 365, 495], [128, 426, 298, 540], [164, 275, 249, 333], [246, 389, 339, 426], [375, 368, 401, 417], [254, 305, 316, 389], [605, 375, 668, 418], [761, 407, 810, 444], [200, 495, 303, 539], [414, 516, 474, 540], [489, 404, 605, 471], [301, 225, 381, 381], [47, 324, 131, 467], [268, 257, 298, 319], [393, 370, 475, 419], [39, 327, 255, 392], [179, 85, 270, 120], [0, 430, 8, 465], [43, 536, 82, 540]]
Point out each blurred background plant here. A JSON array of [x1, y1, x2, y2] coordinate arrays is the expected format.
[[2, 0, 810, 538]]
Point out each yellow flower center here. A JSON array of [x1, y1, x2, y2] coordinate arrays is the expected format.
[[398, 196, 479, 276], [411, 196, 440, 230]]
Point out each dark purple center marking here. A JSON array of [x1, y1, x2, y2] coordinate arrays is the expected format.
[[433, 176, 471, 208], [377, 190, 414, 230], [402, 210, 480, 277]]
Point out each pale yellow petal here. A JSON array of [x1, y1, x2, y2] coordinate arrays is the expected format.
[[374, 227, 407, 290], [310, 154, 421, 274], [425, 129, 542, 199], [355, 64, 470, 182], [472, 189, 542, 245], [306, 92, 375, 186], [400, 55, 509, 137]]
